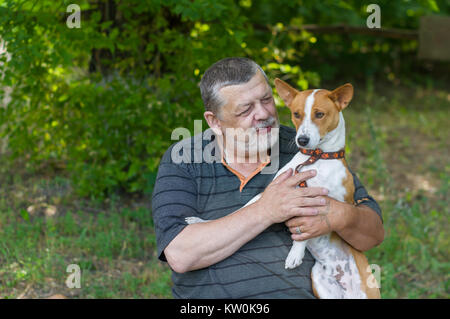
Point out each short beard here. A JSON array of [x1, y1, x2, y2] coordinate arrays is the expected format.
[[223, 116, 279, 163]]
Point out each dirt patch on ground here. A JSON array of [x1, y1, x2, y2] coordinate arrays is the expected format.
[[381, 124, 448, 200]]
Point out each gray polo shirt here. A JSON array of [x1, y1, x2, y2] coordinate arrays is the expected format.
[[151, 125, 382, 299]]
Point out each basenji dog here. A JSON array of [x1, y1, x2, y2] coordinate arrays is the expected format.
[[185, 79, 380, 299], [270, 79, 380, 298]]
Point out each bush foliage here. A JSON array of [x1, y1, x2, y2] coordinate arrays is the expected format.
[[0, 0, 448, 197]]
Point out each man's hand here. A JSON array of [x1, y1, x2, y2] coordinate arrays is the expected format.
[[285, 196, 384, 251], [256, 168, 330, 225], [286, 196, 341, 241]]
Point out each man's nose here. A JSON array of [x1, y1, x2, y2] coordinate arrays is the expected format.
[[297, 136, 310, 146], [254, 103, 270, 121]]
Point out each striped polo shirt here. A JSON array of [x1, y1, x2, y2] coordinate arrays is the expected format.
[[151, 125, 382, 299]]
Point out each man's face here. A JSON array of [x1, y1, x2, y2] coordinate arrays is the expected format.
[[213, 70, 279, 159]]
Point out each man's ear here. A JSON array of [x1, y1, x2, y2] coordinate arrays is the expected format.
[[204, 111, 222, 136], [328, 83, 353, 111], [274, 78, 299, 107]]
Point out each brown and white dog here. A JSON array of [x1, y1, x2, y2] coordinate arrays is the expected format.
[[269, 78, 380, 298], [186, 79, 380, 298]]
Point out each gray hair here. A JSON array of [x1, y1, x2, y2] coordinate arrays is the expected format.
[[199, 57, 269, 115]]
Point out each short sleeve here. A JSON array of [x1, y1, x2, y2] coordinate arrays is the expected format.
[[151, 146, 199, 261], [350, 170, 383, 223]]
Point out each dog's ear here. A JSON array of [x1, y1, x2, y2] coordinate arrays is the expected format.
[[274, 78, 298, 107], [328, 83, 353, 111]]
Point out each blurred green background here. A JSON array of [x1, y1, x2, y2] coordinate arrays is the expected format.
[[0, 0, 448, 298]]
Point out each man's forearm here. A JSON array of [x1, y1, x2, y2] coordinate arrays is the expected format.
[[164, 169, 327, 273], [164, 201, 272, 273], [332, 202, 384, 251]]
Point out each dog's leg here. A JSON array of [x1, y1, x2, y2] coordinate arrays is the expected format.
[[185, 155, 303, 226], [185, 193, 262, 225], [285, 240, 308, 269], [185, 216, 208, 224], [243, 193, 261, 208]]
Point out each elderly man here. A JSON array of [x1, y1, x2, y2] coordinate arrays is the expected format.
[[152, 57, 384, 299]]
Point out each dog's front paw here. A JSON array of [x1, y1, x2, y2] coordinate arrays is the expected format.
[[185, 216, 207, 224], [285, 249, 305, 269]]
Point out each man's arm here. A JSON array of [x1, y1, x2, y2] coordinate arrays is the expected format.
[[164, 199, 273, 273], [164, 169, 329, 273], [286, 174, 384, 251], [286, 200, 384, 251], [331, 201, 384, 251]]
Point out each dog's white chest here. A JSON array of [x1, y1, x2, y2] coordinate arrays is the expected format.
[[280, 152, 367, 298], [289, 152, 348, 201]]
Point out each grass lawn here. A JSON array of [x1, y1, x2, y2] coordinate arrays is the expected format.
[[0, 81, 449, 298], [0, 189, 172, 298]]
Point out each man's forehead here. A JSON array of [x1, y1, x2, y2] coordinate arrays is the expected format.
[[219, 72, 271, 106]]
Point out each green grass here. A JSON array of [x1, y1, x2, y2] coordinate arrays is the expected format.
[[0, 200, 172, 298], [343, 82, 449, 298], [0, 81, 449, 298]]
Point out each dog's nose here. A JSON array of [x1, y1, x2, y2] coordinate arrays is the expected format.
[[297, 136, 310, 146]]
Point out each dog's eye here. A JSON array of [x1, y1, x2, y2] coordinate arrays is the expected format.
[[293, 112, 301, 119], [315, 112, 325, 119]]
